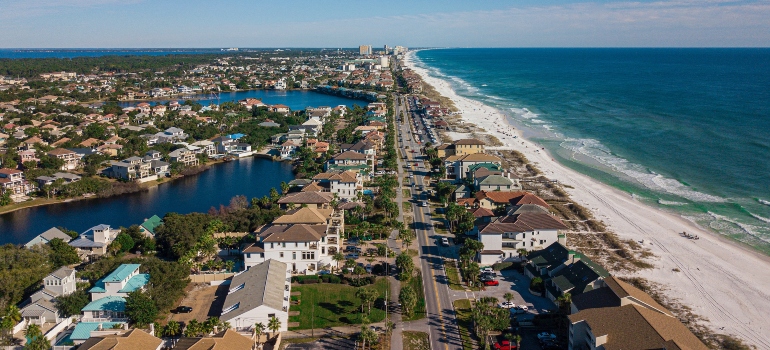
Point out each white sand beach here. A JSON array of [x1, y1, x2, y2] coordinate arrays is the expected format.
[[404, 52, 770, 348]]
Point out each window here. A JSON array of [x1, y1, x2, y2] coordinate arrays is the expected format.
[[302, 251, 315, 260], [247, 253, 251, 258], [304, 242, 307, 247], [268, 313, 275, 319], [229, 283, 245, 294], [296, 242, 299, 247], [282, 242, 286, 248], [271, 243, 274, 249], [280, 252, 284, 258], [292, 252, 296, 260], [222, 302, 240, 315], [322, 247, 325, 254], [260, 253, 264, 258]]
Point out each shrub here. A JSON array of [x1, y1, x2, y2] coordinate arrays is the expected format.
[[292, 275, 319, 284], [320, 275, 342, 284], [347, 276, 376, 287]]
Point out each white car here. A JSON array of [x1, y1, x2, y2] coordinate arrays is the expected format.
[[499, 301, 515, 309], [481, 267, 494, 273], [441, 237, 450, 246], [515, 305, 529, 313]]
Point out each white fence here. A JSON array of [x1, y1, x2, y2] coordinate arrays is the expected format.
[[45, 317, 74, 341]]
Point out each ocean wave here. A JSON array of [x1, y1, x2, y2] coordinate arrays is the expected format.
[[542, 125, 553, 131], [758, 199, 770, 207], [658, 199, 688, 206], [560, 138, 725, 203], [750, 212, 770, 224], [510, 107, 539, 120], [707, 212, 770, 244]]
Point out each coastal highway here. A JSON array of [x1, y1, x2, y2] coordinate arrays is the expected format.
[[394, 95, 462, 350]]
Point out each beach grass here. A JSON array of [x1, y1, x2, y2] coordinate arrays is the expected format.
[[403, 331, 430, 350]]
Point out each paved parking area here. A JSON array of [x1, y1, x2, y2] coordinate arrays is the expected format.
[[463, 269, 556, 316]]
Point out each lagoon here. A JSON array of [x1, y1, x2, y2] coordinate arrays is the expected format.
[[0, 157, 294, 245], [118, 90, 366, 111]]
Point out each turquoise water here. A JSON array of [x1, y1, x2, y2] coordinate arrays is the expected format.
[[413, 48, 770, 253]]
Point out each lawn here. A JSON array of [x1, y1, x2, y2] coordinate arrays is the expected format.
[[403, 331, 430, 350], [453, 299, 475, 350], [445, 260, 480, 291], [403, 201, 412, 213], [402, 270, 426, 321], [402, 189, 411, 197], [444, 260, 465, 291], [288, 278, 390, 330]]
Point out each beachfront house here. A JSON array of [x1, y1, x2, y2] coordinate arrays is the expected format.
[[220, 259, 291, 332], [524, 243, 610, 301], [444, 153, 502, 181], [473, 210, 568, 264]]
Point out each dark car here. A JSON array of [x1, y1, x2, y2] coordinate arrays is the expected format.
[[174, 306, 193, 313]]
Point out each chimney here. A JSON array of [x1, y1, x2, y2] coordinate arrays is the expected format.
[[97, 323, 103, 331], [213, 326, 218, 334], [149, 322, 155, 336], [123, 323, 128, 330]]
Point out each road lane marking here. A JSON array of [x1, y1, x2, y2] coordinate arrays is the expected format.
[[418, 203, 450, 350]]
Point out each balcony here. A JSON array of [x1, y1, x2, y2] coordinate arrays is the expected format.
[[328, 237, 338, 245], [309, 243, 318, 250]]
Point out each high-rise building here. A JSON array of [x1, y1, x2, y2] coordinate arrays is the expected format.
[[359, 45, 372, 55]]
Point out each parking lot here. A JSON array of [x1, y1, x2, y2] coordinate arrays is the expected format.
[[473, 269, 556, 318], [168, 283, 227, 324]]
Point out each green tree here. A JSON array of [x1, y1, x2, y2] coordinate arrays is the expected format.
[[113, 233, 135, 253], [55, 289, 89, 317], [24, 323, 50, 350], [48, 238, 80, 268], [253, 322, 266, 349], [399, 285, 417, 317], [268, 316, 281, 338], [125, 290, 158, 327], [396, 252, 414, 281], [503, 292, 515, 304]]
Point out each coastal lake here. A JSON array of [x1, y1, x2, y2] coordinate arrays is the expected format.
[[118, 89, 367, 110], [0, 157, 294, 245]]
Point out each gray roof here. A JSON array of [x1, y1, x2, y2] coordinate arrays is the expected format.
[[221, 259, 288, 321], [50, 266, 75, 279], [508, 204, 550, 215], [478, 175, 514, 186], [39, 227, 72, 242], [69, 236, 104, 248]]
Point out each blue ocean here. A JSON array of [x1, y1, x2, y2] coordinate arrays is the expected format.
[[413, 48, 770, 253]]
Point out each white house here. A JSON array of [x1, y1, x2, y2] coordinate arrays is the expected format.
[[20, 267, 77, 325], [69, 224, 121, 257], [87, 264, 149, 301], [220, 259, 291, 332], [474, 211, 568, 265], [312, 170, 362, 200], [242, 207, 343, 274]]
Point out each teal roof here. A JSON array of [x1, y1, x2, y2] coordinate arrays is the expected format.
[[89, 264, 143, 294], [104, 264, 141, 283], [119, 273, 150, 293], [468, 163, 501, 173], [140, 215, 162, 235], [82, 296, 126, 312], [70, 322, 123, 340]]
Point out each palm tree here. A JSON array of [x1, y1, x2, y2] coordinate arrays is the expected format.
[[332, 252, 345, 273], [253, 322, 266, 349], [503, 292, 515, 304], [267, 316, 281, 339], [513, 334, 522, 348], [165, 320, 181, 338], [6, 306, 21, 325]]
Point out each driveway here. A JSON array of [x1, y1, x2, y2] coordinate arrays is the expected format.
[[168, 283, 227, 324]]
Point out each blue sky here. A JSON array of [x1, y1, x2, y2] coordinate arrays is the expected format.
[[1, 0, 769, 48]]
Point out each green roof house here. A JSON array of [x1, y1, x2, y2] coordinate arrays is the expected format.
[[139, 215, 163, 236], [88, 264, 149, 301]]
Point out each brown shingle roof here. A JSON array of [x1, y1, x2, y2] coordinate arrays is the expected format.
[[77, 328, 162, 350], [277, 191, 334, 205], [258, 224, 327, 243], [605, 276, 672, 316], [459, 153, 501, 162], [568, 304, 708, 350], [174, 329, 254, 350], [272, 207, 331, 225]]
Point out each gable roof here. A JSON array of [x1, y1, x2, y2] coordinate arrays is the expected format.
[[258, 224, 327, 243], [173, 329, 254, 350], [272, 207, 331, 225], [77, 328, 162, 350], [459, 153, 500, 163], [568, 304, 708, 350], [140, 215, 162, 235], [40, 227, 72, 242], [277, 191, 334, 205], [333, 150, 367, 160], [221, 259, 287, 321]]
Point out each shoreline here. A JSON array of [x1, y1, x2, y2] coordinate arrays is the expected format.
[[405, 50, 770, 347]]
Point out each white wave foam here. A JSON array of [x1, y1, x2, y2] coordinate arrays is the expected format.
[[758, 199, 770, 206], [708, 211, 770, 243], [560, 138, 725, 203], [531, 119, 546, 124], [542, 125, 553, 131], [658, 199, 688, 206], [750, 212, 770, 224], [510, 107, 539, 120]]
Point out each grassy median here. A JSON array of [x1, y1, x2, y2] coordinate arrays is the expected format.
[[453, 299, 475, 350]]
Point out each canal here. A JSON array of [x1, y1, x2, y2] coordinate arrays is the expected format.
[[0, 157, 294, 245]]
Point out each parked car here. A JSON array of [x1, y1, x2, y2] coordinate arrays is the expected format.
[[483, 280, 499, 286], [345, 245, 357, 252], [345, 253, 359, 259], [481, 267, 494, 273], [493, 340, 516, 350], [537, 332, 556, 341], [420, 201, 428, 207], [173, 306, 193, 314], [499, 301, 515, 309], [441, 237, 450, 246], [480, 275, 496, 282], [365, 264, 373, 273]]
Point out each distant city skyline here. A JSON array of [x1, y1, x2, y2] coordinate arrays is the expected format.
[[1, 0, 769, 48]]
